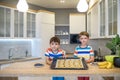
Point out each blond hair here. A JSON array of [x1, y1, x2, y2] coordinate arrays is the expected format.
[[79, 31, 89, 38]]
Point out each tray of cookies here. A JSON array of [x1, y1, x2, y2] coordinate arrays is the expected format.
[[51, 57, 88, 70]]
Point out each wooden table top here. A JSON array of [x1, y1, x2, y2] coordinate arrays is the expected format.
[[0, 60, 120, 76]]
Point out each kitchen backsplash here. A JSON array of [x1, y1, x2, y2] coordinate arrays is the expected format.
[[61, 38, 111, 56], [0, 39, 42, 59], [0, 38, 112, 59], [0, 39, 32, 59]]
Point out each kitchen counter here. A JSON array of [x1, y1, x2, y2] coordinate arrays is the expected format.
[[0, 61, 120, 77], [0, 57, 41, 65]]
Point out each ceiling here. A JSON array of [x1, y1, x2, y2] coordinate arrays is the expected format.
[[27, 0, 80, 8], [0, 0, 90, 9]]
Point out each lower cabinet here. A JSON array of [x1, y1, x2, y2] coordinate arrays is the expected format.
[[0, 77, 18, 80], [18, 76, 51, 80], [18, 76, 120, 80], [0, 75, 119, 80]]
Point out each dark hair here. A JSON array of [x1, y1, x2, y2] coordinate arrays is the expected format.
[[50, 36, 60, 44], [79, 31, 89, 38]]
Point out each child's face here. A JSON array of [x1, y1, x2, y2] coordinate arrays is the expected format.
[[50, 41, 60, 51], [79, 35, 89, 46]]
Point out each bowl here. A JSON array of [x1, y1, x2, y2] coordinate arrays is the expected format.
[[105, 55, 116, 63]]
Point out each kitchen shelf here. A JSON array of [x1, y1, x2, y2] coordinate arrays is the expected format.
[[55, 26, 69, 44]]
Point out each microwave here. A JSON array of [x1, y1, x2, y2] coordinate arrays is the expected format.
[[70, 34, 81, 44]]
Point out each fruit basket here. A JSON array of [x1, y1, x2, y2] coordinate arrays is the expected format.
[[51, 57, 88, 70]]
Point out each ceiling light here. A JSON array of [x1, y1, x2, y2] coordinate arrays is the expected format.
[[17, 0, 29, 12], [77, 0, 88, 12], [60, 0, 65, 3]]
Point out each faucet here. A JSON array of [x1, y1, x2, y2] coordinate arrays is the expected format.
[[25, 50, 28, 57], [8, 48, 14, 59]]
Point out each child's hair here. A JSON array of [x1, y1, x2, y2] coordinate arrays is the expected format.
[[79, 31, 89, 38], [50, 36, 60, 44]]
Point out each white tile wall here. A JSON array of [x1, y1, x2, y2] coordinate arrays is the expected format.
[[0, 39, 32, 59]]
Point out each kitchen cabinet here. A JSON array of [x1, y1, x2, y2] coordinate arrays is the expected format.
[[14, 10, 24, 37], [55, 25, 69, 44], [107, 0, 117, 36], [99, 0, 118, 37], [36, 10, 55, 55], [87, 2, 99, 38], [14, 11, 36, 38], [19, 76, 51, 80], [0, 5, 37, 38], [37, 10, 55, 24], [26, 12, 36, 38], [0, 77, 18, 80], [99, 0, 106, 37], [0, 6, 11, 37], [70, 13, 86, 34], [87, 0, 119, 38]]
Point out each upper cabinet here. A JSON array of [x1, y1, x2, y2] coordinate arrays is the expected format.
[[14, 10, 24, 37], [36, 10, 55, 54], [37, 10, 55, 24], [0, 5, 36, 38], [70, 13, 86, 34], [107, 0, 117, 36], [99, 0, 106, 37], [26, 12, 36, 38], [99, 0, 118, 37], [87, 1, 99, 38], [0, 6, 11, 37], [87, 0, 119, 38]]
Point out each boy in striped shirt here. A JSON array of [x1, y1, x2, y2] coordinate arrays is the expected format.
[[74, 31, 94, 63], [45, 36, 66, 65]]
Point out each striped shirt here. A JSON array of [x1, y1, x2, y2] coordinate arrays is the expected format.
[[74, 45, 94, 60], [45, 48, 65, 59]]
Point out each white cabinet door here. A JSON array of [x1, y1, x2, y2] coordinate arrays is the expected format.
[[70, 13, 86, 34], [37, 10, 55, 24], [36, 10, 55, 57], [14, 10, 24, 38], [19, 76, 51, 80], [87, 2, 99, 38], [26, 12, 36, 38], [0, 5, 37, 38], [0, 6, 11, 37], [40, 23, 54, 56], [14, 11, 36, 38]]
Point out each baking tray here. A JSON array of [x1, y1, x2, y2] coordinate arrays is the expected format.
[[51, 57, 88, 70]]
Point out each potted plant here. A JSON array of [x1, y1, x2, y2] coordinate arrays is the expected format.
[[106, 34, 120, 67]]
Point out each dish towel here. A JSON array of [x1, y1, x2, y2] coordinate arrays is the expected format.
[[52, 76, 64, 80], [78, 76, 89, 80]]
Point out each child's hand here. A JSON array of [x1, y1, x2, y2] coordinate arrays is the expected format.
[[62, 55, 67, 59], [47, 60, 52, 65], [46, 57, 53, 65], [48, 57, 53, 61]]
